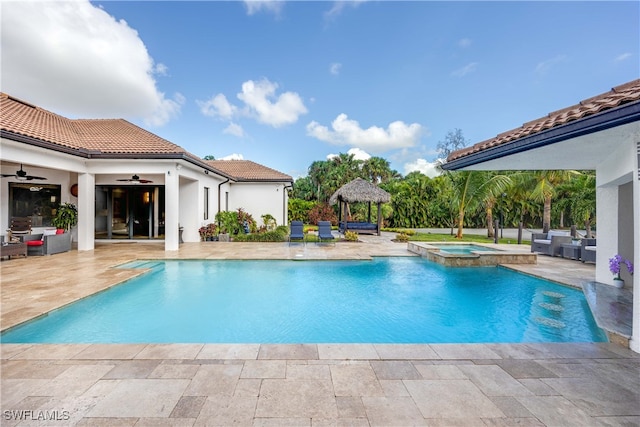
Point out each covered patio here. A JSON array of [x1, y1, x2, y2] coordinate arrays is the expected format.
[[443, 79, 640, 353]]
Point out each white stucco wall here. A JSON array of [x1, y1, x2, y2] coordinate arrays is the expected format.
[[227, 182, 290, 227]]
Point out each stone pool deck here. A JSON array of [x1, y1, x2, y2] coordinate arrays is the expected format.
[[1, 233, 638, 426]]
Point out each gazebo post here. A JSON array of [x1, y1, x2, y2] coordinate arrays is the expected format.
[[367, 201, 371, 223], [377, 203, 382, 236]]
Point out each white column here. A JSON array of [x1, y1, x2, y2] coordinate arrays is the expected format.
[[77, 173, 95, 251], [164, 169, 179, 251], [631, 147, 640, 353], [595, 185, 618, 285]]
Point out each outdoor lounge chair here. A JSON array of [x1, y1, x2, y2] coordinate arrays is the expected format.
[[581, 238, 596, 263], [21, 229, 71, 256], [530, 230, 572, 257], [317, 221, 335, 245], [288, 220, 305, 245]]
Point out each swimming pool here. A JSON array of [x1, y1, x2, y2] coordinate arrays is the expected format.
[[431, 244, 495, 254], [0, 258, 607, 344]]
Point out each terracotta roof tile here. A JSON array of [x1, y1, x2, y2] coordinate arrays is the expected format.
[[1, 93, 291, 182], [447, 79, 640, 162], [1, 93, 185, 155], [206, 160, 292, 182]]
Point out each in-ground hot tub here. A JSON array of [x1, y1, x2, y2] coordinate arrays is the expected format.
[[408, 242, 537, 266]]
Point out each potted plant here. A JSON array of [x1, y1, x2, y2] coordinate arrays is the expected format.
[[609, 254, 634, 288], [52, 202, 78, 233]]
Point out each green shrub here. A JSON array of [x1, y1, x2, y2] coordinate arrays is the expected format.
[[395, 233, 409, 242], [232, 225, 288, 242], [344, 231, 359, 241], [288, 198, 316, 222]]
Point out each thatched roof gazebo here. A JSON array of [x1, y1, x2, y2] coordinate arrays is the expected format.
[[329, 177, 391, 236]]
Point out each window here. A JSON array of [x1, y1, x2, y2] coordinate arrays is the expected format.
[[204, 187, 210, 220], [9, 183, 62, 227]]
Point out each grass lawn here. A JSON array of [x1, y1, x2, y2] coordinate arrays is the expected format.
[[407, 232, 530, 245]]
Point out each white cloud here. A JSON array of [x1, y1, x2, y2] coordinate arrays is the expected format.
[[327, 148, 371, 161], [307, 113, 423, 153], [615, 52, 632, 62], [535, 54, 568, 75], [243, 0, 283, 16], [330, 63, 342, 75], [198, 94, 237, 119], [220, 153, 245, 160], [199, 78, 307, 129], [1, 0, 182, 126], [403, 158, 442, 178], [237, 79, 308, 127], [325, 0, 368, 21], [451, 62, 478, 77], [458, 38, 472, 48], [223, 122, 245, 138]]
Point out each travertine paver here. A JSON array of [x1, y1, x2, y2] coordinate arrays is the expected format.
[[2, 237, 638, 425], [330, 364, 385, 397], [255, 379, 337, 418], [87, 378, 190, 417], [404, 379, 505, 418], [1, 343, 639, 425]]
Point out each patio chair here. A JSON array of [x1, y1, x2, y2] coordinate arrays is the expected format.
[[530, 230, 572, 257], [317, 221, 335, 245], [581, 238, 596, 263], [288, 220, 305, 245], [8, 216, 32, 238]]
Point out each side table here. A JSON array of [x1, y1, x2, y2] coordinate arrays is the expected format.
[[1, 242, 27, 259], [561, 243, 581, 260]]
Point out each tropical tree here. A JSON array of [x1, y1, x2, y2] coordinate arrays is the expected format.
[[525, 170, 579, 232], [446, 170, 512, 239], [363, 156, 396, 183], [565, 171, 596, 237], [436, 128, 468, 159], [291, 176, 315, 201]]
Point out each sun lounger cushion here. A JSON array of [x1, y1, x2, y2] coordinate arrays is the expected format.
[[533, 239, 551, 244]]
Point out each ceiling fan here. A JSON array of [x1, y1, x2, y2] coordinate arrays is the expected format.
[[1, 164, 47, 181], [116, 174, 153, 184]]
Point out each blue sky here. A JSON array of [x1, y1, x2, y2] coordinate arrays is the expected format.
[[2, 1, 638, 178]]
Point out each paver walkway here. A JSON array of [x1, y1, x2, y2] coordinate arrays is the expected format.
[[1, 233, 638, 426]]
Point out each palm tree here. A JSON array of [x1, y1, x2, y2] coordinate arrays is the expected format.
[[363, 156, 393, 183], [447, 170, 511, 239], [526, 170, 579, 232], [566, 172, 596, 237]]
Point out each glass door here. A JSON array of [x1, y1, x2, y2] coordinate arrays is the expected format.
[[95, 186, 165, 240]]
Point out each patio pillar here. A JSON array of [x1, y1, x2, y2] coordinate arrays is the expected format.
[[165, 168, 179, 251], [594, 185, 618, 285], [77, 172, 95, 251], [632, 147, 640, 353]]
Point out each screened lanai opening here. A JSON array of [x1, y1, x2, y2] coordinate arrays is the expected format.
[[95, 186, 165, 240]]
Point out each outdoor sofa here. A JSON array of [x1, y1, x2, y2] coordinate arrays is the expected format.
[[581, 238, 596, 263], [339, 221, 378, 234], [530, 230, 572, 257], [21, 230, 72, 256]]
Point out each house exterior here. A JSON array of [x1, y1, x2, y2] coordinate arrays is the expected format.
[[0, 93, 293, 251], [443, 79, 640, 353]]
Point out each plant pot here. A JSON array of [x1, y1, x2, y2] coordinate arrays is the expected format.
[[612, 278, 624, 289], [218, 233, 230, 242]]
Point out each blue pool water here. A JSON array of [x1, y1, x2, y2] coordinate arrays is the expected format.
[[432, 244, 496, 254], [0, 258, 607, 343]]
